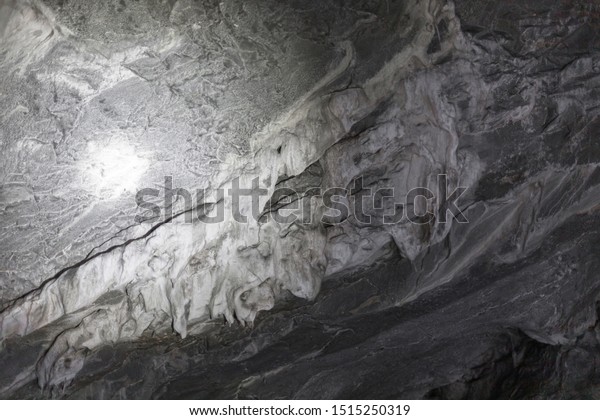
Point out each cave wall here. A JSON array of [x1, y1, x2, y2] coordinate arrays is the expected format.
[[0, 0, 599, 399]]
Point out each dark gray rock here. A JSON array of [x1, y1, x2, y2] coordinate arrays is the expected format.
[[1, 0, 600, 399]]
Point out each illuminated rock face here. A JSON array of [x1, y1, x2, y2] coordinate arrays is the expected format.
[[1, 0, 600, 399]]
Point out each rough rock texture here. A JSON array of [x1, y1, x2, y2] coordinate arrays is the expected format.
[[1, 0, 600, 399]]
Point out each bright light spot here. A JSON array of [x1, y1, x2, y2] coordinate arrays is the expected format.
[[82, 139, 149, 198]]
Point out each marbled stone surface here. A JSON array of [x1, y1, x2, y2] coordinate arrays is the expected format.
[[1, 0, 599, 399]]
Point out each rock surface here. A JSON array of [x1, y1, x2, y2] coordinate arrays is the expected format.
[[1, 0, 600, 399]]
